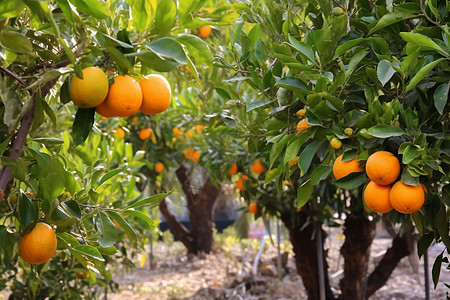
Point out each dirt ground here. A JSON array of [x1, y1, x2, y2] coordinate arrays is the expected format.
[[109, 229, 449, 300]]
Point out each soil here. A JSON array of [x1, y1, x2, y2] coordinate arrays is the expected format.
[[109, 229, 449, 300]]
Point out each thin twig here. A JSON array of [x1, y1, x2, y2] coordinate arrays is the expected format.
[[419, 0, 442, 28], [0, 66, 27, 87]]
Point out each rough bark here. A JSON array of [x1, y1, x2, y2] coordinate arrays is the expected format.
[[159, 165, 220, 255], [339, 208, 375, 300], [365, 228, 412, 298], [281, 210, 335, 300]]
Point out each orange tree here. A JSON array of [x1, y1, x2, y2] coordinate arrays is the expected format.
[[0, 0, 233, 298], [214, 0, 449, 299]]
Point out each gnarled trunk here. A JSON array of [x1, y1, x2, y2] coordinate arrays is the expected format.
[[159, 165, 219, 254]]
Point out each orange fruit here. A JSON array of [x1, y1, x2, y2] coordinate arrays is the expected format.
[[199, 25, 212, 38], [248, 203, 257, 214], [241, 175, 249, 181], [330, 138, 342, 149], [236, 179, 244, 191], [69, 66, 109, 108], [115, 128, 125, 138], [195, 124, 203, 134], [192, 150, 200, 162], [251, 160, 265, 174], [284, 180, 291, 185], [98, 75, 143, 117], [363, 181, 393, 213], [344, 128, 353, 136], [296, 109, 306, 117], [332, 154, 364, 180], [228, 163, 238, 175], [186, 131, 193, 139], [131, 116, 139, 123], [366, 151, 400, 185], [139, 128, 152, 140], [173, 127, 182, 137], [96, 100, 116, 118], [184, 148, 194, 159], [390, 181, 425, 214], [154, 162, 164, 173], [288, 156, 299, 167], [100, 116, 108, 121], [19, 223, 57, 264], [296, 119, 311, 133], [139, 74, 171, 115]]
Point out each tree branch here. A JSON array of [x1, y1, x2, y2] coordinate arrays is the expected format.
[[0, 66, 27, 87], [175, 165, 196, 206], [159, 198, 194, 251], [419, 0, 442, 28]]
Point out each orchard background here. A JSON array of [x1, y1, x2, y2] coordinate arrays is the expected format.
[[0, 0, 448, 299]]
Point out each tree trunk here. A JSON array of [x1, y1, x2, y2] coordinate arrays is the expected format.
[[339, 205, 375, 300], [281, 210, 335, 300], [159, 165, 220, 255]]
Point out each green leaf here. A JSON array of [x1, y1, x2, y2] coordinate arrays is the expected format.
[[283, 133, 308, 165], [43, 158, 65, 202], [377, 60, 396, 86], [405, 58, 444, 91], [412, 211, 425, 236], [61, 200, 81, 220], [126, 0, 155, 33], [246, 100, 272, 113], [97, 210, 118, 248], [334, 38, 366, 58], [68, 0, 111, 19], [73, 245, 105, 261], [298, 140, 322, 176], [368, 3, 420, 35], [365, 125, 405, 138], [40, 98, 57, 126], [400, 32, 448, 55], [97, 169, 124, 186], [0, 30, 33, 55], [105, 46, 133, 72], [275, 77, 309, 91], [154, 0, 176, 35], [27, 68, 72, 90], [18, 191, 36, 233], [0, 136, 11, 157], [334, 172, 366, 189], [123, 209, 156, 230], [64, 171, 77, 196], [434, 83, 449, 115], [105, 211, 137, 240], [432, 251, 443, 289], [72, 107, 95, 146], [417, 231, 434, 258], [402, 144, 420, 164], [54, 0, 74, 23], [146, 37, 187, 64], [0, 0, 25, 18], [215, 88, 231, 100], [0, 225, 6, 254], [131, 50, 178, 72], [176, 34, 213, 66], [435, 204, 450, 249], [288, 34, 315, 63], [345, 51, 368, 79], [311, 165, 333, 185], [127, 192, 171, 210], [265, 168, 283, 183], [297, 181, 313, 208]]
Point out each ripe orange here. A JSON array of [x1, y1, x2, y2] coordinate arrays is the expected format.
[[195, 124, 203, 134], [69, 66, 109, 108], [332, 154, 364, 180], [115, 128, 125, 138], [154, 162, 164, 173], [97, 75, 143, 117], [132, 116, 139, 123], [289, 156, 299, 167], [192, 150, 200, 162], [252, 160, 265, 174], [296, 109, 306, 117], [186, 130, 193, 139], [248, 203, 257, 214], [228, 162, 238, 175], [366, 151, 400, 185], [19, 223, 57, 264], [330, 138, 342, 149], [199, 25, 212, 38], [173, 126, 182, 137], [236, 179, 244, 191], [241, 175, 249, 181], [390, 181, 425, 214], [100, 116, 108, 121], [139, 74, 171, 115], [363, 181, 393, 213], [76, 270, 89, 279], [96, 100, 116, 118], [139, 128, 152, 140], [296, 119, 311, 133], [184, 148, 194, 159]]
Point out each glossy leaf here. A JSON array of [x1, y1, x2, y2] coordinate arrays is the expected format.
[[18, 191, 36, 233], [365, 125, 405, 138], [405, 58, 444, 91], [298, 140, 322, 176], [265, 168, 283, 183], [124, 209, 157, 230], [43, 158, 66, 202], [176, 34, 213, 66], [275, 77, 309, 91], [432, 251, 443, 289], [154, 0, 177, 35], [297, 181, 313, 208], [61, 200, 81, 220], [417, 231, 434, 258], [334, 172, 366, 189], [288, 34, 315, 63], [402, 144, 420, 164], [0, 30, 33, 55], [0, 0, 26, 18], [246, 100, 272, 113], [434, 83, 449, 115], [146, 37, 187, 64], [377, 60, 396, 86], [72, 107, 95, 146], [127, 192, 171, 210], [106, 211, 137, 240], [73, 245, 105, 261], [311, 165, 333, 185], [126, 0, 155, 33], [97, 211, 118, 248], [400, 32, 448, 55], [368, 3, 420, 35], [97, 169, 124, 186], [68, 0, 111, 19]]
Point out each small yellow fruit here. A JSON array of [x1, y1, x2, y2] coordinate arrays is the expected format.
[[330, 138, 342, 149], [115, 128, 125, 138], [288, 157, 299, 167], [296, 109, 306, 117], [344, 128, 353, 136], [154, 162, 164, 173]]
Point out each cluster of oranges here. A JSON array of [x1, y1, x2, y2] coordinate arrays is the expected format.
[[69, 67, 171, 118], [333, 151, 426, 214], [229, 160, 266, 192], [183, 148, 200, 162]]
